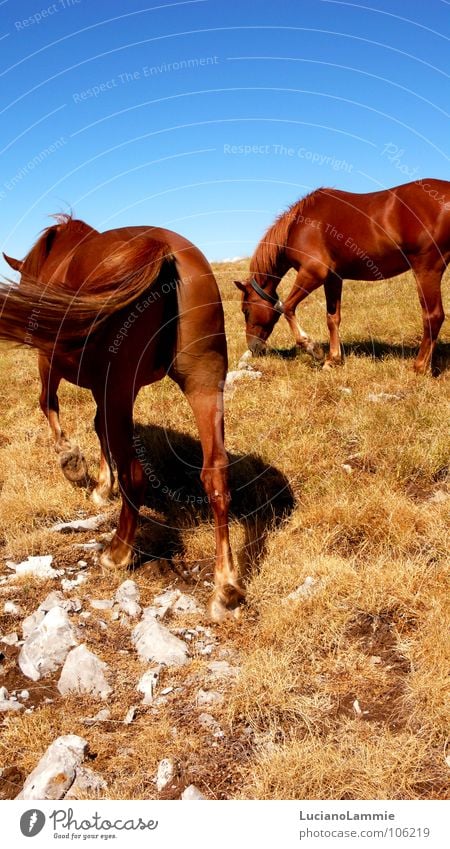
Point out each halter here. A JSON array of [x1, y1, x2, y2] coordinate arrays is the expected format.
[[249, 278, 284, 313]]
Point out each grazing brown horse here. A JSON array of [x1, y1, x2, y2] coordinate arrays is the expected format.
[[235, 179, 450, 372], [0, 216, 244, 622]]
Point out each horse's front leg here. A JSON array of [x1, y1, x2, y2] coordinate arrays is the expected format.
[[283, 268, 325, 361], [91, 402, 115, 506], [186, 387, 245, 622], [323, 274, 343, 367], [38, 353, 88, 483]]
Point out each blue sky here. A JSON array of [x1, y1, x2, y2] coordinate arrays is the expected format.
[[0, 0, 449, 266]]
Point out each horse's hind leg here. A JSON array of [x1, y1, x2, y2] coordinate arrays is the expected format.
[[323, 274, 343, 367], [97, 394, 145, 569], [91, 403, 115, 506], [38, 353, 88, 483], [411, 261, 445, 374], [185, 386, 245, 622]]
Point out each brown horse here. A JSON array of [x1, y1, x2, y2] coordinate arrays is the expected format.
[[0, 216, 244, 622], [235, 178, 450, 372]]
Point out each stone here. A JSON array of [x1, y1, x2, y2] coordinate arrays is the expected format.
[[150, 589, 202, 619], [115, 580, 141, 619], [19, 607, 79, 682], [207, 660, 240, 680], [3, 601, 23, 615], [137, 667, 161, 705], [58, 645, 113, 699], [155, 758, 175, 792], [181, 784, 206, 800], [61, 574, 87, 591], [64, 766, 108, 800], [90, 600, 113, 611], [1, 632, 19, 646], [6, 555, 63, 579], [23, 592, 81, 639], [224, 368, 263, 399], [82, 708, 111, 726], [367, 391, 402, 403], [132, 611, 189, 667], [283, 576, 317, 604], [16, 735, 88, 800], [51, 514, 107, 533], [196, 688, 223, 707], [0, 686, 24, 712], [124, 706, 137, 725], [198, 713, 224, 738]]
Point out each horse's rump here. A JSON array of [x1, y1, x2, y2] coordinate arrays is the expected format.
[[0, 236, 177, 356]]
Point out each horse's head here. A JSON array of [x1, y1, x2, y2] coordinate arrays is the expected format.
[[234, 277, 284, 354]]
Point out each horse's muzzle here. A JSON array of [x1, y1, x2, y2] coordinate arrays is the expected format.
[[248, 337, 267, 356]]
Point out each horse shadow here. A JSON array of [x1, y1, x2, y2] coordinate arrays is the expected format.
[[131, 423, 295, 584], [269, 339, 450, 374]]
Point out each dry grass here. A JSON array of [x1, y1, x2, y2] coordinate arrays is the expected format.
[[0, 263, 449, 799]]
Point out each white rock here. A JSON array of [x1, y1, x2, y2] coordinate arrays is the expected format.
[[83, 708, 111, 726], [341, 463, 353, 475], [0, 697, 24, 712], [152, 589, 201, 617], [16, 735, 88, 800], [115, 580, 141, 618], [90, 600, 113, 611], [283, 576, 317, 604], [155, 758, 175, 792], [61, 574, 87, 591], [181, 784, 206, 800], [124, 706, 137, 725], [58, 645, 113, 699], [1, 631, 18, 645], [198, 713, 224, 738], [207, 660, 240, 679], [64, 766, 108, 800], [23, 592, 81, 639], [0, 686, 8, 700], [73, 542, 103, 552], [132, 611, 190, 667], [339, 386, 352, 395], [197, 688, 224, 707], [137, 667, 161, 705], [6, 555, 63, 579], [19, 607, 79, 681], [19, 690, 30, 701], [51, 514, 106, 533], [3, 601, 23, 615], [367, 391, 402, 403], [224, 368, 263, 398]]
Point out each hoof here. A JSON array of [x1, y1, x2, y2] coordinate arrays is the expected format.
[[59, 448, 89, 483], [323, 355, 343, 369], [99, 544, 132, 570], [207, 583, 245, 624]]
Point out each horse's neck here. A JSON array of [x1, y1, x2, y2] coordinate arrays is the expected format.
[[251, 248, 289, 290]]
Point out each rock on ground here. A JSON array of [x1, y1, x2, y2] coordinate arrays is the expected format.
[[155, 758, 176, 792], [115, 580, 141, 618], [132, 611, 189, 667], [23, 591, 81, 639], [18, 606, 79, 682], [58, 644, 113, 699], [6, 555, 63, 579], [16, 735, 88, 800], [137, 667, 161, 704], [181, 784, 206, 800], [51, 514, 106, 533], [64, 766, 108, 800]]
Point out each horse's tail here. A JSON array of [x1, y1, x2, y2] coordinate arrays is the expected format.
[[0, 239, 176, 356]]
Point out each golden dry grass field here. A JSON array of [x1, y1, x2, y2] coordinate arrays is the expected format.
[[0, 263, 449, 800]]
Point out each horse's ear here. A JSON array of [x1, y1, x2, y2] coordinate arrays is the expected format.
[[234, 280, 246, 293], [2, 253, 23, 272]]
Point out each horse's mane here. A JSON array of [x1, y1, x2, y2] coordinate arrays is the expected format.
[[21, 213, 97, 278], [250, 188, 324, 281]]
